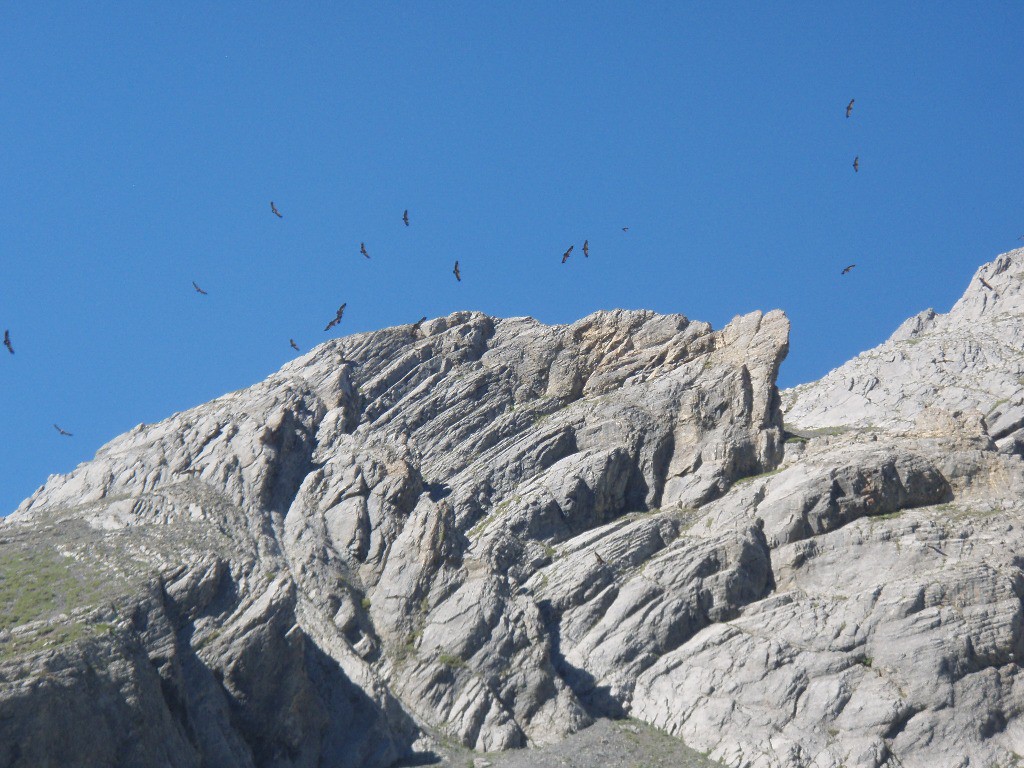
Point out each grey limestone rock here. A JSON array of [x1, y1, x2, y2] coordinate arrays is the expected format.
[[6, 250, 1024, 767]]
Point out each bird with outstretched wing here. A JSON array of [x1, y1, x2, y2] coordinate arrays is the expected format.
[[582, 240, 589, 257], [192, 281, 208, 295], [842, 264, 856, 275], [270, 201, 282, 218], [53, 424, 73, 437], [622, 226, 629, 232], [846, 98, 855, 118], [3, 330, 12, 355], [324, 303, 347, 332], [360, 243, 370, 259], [979, 277, 995, 291], [411, 316, 427, 335], [403, 210, 410, 226], [453, 261, 461, 281], [562, 245, 574, 264], [290, 339, 300, 351], [853, 156, 859, 172]]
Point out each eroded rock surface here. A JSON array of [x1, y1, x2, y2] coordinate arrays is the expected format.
[[2, 308, 786, 766], [5, 250, 1024, 768]]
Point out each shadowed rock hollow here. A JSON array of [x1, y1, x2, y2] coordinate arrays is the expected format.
[[5, 251, 1024, 768]]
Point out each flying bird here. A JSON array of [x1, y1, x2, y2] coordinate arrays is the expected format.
[[289, 339, 300, 351], [562, 245, 574, 264], [324, 303, 347, 332], [53, 424, 73, 437], [403, 210, 410, 227], [846, 98, 855, 118], [582, 240, 589, 258], [622, 227, 629, 232], [360, 243, 370, 259], [411, 316, 427, 334], [270, 201, 282, 218], [3, 330, 12, 355], [594, 552, 606, 565], [978, 276, 995, 291], [841, 264, 856, 275], [192, 281, 208, 295], [852, 156, 859, 172], [453, 261, 461, 281]]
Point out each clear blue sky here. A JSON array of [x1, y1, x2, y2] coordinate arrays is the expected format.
[[2, 3, 1022, 514]]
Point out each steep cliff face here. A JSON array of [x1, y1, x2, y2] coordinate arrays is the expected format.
[[5, 250, 1024, 768], [1, 308, 788, 766]]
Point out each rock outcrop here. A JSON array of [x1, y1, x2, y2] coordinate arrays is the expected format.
[[4, 248, 1024, 768]]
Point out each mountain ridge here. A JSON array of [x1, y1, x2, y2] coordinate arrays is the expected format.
[[4, 250, 1024, 767]]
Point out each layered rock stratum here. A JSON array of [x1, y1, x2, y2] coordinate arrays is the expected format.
[[3, 248, 1024, 768]]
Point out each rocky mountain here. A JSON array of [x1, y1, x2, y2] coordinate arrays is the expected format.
[[3, 249, 1024, 768]]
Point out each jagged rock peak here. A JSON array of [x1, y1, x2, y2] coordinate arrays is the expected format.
[[2, 306, 789, 766], [783, 247, 1024, 445]]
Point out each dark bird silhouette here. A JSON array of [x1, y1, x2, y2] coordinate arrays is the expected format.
[[846, 98, 855, 118], [360, 243, 370, 259], [324, 303, 347, 332], [192, 281, 208, 295], [594, 552, 606, 565], [622, 227, 629, 232], [582, 240, 589, 258], [411, 316, 427, 335], [289, 339, 300, 351], [842, 264, 856, 275], [270, 201, 282, 218], [852, 156, 859, 172], [979, 277, 995, 291], [53, 424, 72, 437], [453, 261, 461, 281], [562, 245, 574, 264], [3, 330, 12, 355], [403, 210, 410, 227]]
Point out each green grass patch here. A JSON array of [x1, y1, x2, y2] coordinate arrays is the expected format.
[[871, 510, 904, 521], [733, 468, 784, 486], [437, 652, 467, 669], [0, 548, 110, 630]]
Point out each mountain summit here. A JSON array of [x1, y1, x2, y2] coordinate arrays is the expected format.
[[4, 251, 1024, 767]]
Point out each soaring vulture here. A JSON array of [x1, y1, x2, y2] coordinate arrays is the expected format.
[[842, 264, 856, 275], [324, 303, 347, 332], [562, 245, 574, 264], [53, 424, 73, 437], [360, 243, 370, 259], [846, 98, 855, 118], [403, 210, 410, 227], [3, 330, 11, 354], [290, 339, 300, 351], [582, 239, 589, 257], [978, 277, 995, 291], [852, 156, 859, 173], [270, 201, 283, 218], [192, 281, 208, 295], [453, 261, 461, 281]]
